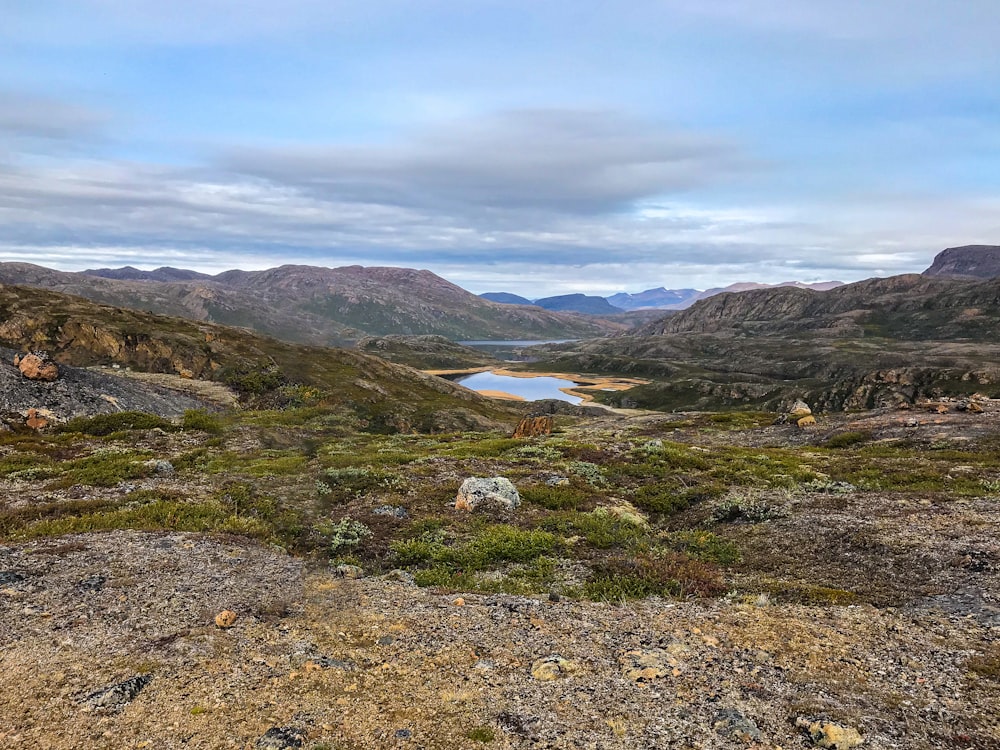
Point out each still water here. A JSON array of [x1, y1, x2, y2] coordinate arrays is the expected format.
[[454, 371, 583, 405]]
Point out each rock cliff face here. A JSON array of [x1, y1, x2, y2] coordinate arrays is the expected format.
[[922, 245, 1000, 279]]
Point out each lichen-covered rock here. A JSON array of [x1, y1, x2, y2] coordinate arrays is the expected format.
[[83, 674, 152, 713], [789, 399, 812, 417], [796, 718, 863, 749], [512, 415, 553, 438], [530, 654, 579, 681], [17, 352, 59, 382], [214, 610, 238, 628], [256, 726, 306, 749], [455, 477, 520, 512], [797, 415, 817, 428], [714, 708, 762, 743]]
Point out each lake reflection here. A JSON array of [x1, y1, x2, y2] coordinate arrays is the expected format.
[[454, 371, 583, 404]]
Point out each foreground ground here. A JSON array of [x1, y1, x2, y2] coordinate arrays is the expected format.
[[1, 399, 998, 748]]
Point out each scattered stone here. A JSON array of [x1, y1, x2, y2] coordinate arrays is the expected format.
[[936, 403, 949, 414], [24, 408, 50, 430], [394, 728, 413, 739], [372, 504, 408, 518], [307, 656, 355, 671], [548, 591, 561, 603], [530, 654, 579, 681], [620, 649, 675, 683], [789, 399, 812, 418], [714, 708, 763, 743], [512, 414, 554, 438], [17, 352, 59, 382], [335, 564, 364, 579], [968, 401, 984, 414], [76, 574, 106, 593], [377, 635, 395, 646], [256, 726, 306, 749], [455, 477, 521, 512], [144, 459, 174, 475], [84, 674, 152, 713], [214, 610, 238, 628], [0, 571, 26, 586], [795, 718, 863, 749], [453, 597, 466, 606], [797, 415, 817, 428], [543, 474, 570, 486], [383, 569, 416, 584]]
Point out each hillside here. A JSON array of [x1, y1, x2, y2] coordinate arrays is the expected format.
[[0, 283, 518, 432], [922, 244, 1000, 279], [632, 274, 1000, 339], [0, 263, 619, 345]]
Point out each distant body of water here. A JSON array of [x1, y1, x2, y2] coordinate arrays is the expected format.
[[453, 371, 583, 404]]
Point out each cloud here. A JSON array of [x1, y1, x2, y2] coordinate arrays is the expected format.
[[0, 91, 109, 142], [220, 110, 751, 220]]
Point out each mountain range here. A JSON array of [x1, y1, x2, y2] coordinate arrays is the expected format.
[[481, 280, 844, 314], [0, 263, 618, 345]]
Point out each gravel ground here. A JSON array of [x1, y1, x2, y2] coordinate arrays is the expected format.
[[1, 531, 996, 749]]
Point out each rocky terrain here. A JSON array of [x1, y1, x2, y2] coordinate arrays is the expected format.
[[0, 264, 618, 345], [923, 245, 1000, 279], [1, 402, 999, 749]]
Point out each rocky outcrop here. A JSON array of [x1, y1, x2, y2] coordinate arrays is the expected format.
[[455, 477, 521, 512], [512, 415, 554, 438], [923, 245, 1000, 279]]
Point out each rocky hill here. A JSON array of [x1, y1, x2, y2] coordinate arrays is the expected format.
[[0, 283, 518, 432], [480, 292, 534, 305], [631, 274, 1000, 339], [84, 266, 213, 282], [0, 263, 619, 345], [922, 244, 1000, 278]]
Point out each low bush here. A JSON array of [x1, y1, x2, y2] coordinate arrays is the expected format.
[[59, 411, 174, 436]]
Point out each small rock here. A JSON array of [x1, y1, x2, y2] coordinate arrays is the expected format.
[[377, 635, 395, 645], [714, 708, 762, 743], [17, 352, 59, 381], [256, 726, 306, 749], [512, 415, 554, 438], [797, 415, 817, 428], [214, 610, 238, 628], [307, 656, 355, 671], [796, 718, 863, 749], [24, 408, 50, 430], [789, 399, 812, 417], [455, 477, 521, 512], [394, 728, 413, 739], [76, 574, 106, 593], [335, 564, 364, 579], [548, 591, 561, 603], [372, 505, 408, 518], [383, 569, 416, 585], [144, 459, 174, 476], [544, 474, 570, 486], [530, 654, 579, 681], [84, 674, 152, 713], [968, 401, 984, 414], [453, 597, 466, 606]]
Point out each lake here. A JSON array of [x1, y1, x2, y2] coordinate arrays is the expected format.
[[453, 370, 584, 404]]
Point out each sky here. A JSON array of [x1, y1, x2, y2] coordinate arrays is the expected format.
[[2, 1, 999, 297]]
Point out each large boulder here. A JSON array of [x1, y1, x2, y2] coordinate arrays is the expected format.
[[16, 352, 59, 382], [455, 477, 520, 512], [512, 415, 553, 438]]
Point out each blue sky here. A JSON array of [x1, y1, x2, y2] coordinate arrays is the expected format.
[[2, 1, 998, 296]]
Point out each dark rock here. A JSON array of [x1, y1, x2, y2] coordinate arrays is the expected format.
[[256, 726, 306, 749], [308, 656, 355, 671], [372, 505, 408, 518], [84, 674, 152, 712], [713, 708, 763, 742], [76, 574, 106, 593], [0, 570, 26, 586], [394, 728, 413, 739]]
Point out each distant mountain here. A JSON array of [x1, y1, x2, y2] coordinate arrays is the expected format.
[[533, 293, 624, 315], [606, 287, 700, 310], [0, 263, 620, 345], [923, 245, 1000, 279], [84, 266, 213, 282], [480, 292, 534, 305]]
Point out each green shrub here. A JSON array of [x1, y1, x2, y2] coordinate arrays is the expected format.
[[542, 511, 648, 549], [823, 431, 870, 449], [583, 552, 723, 601], [319, 517, 373, 554], [567, 461, 606, 486], [181, 409, 224, 434], [51, 451, 153, 487], [711, 490, 781, 523], [520, 484, 593, 511], [662, 530, 739, 564], [59, 411, 173, 436]]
